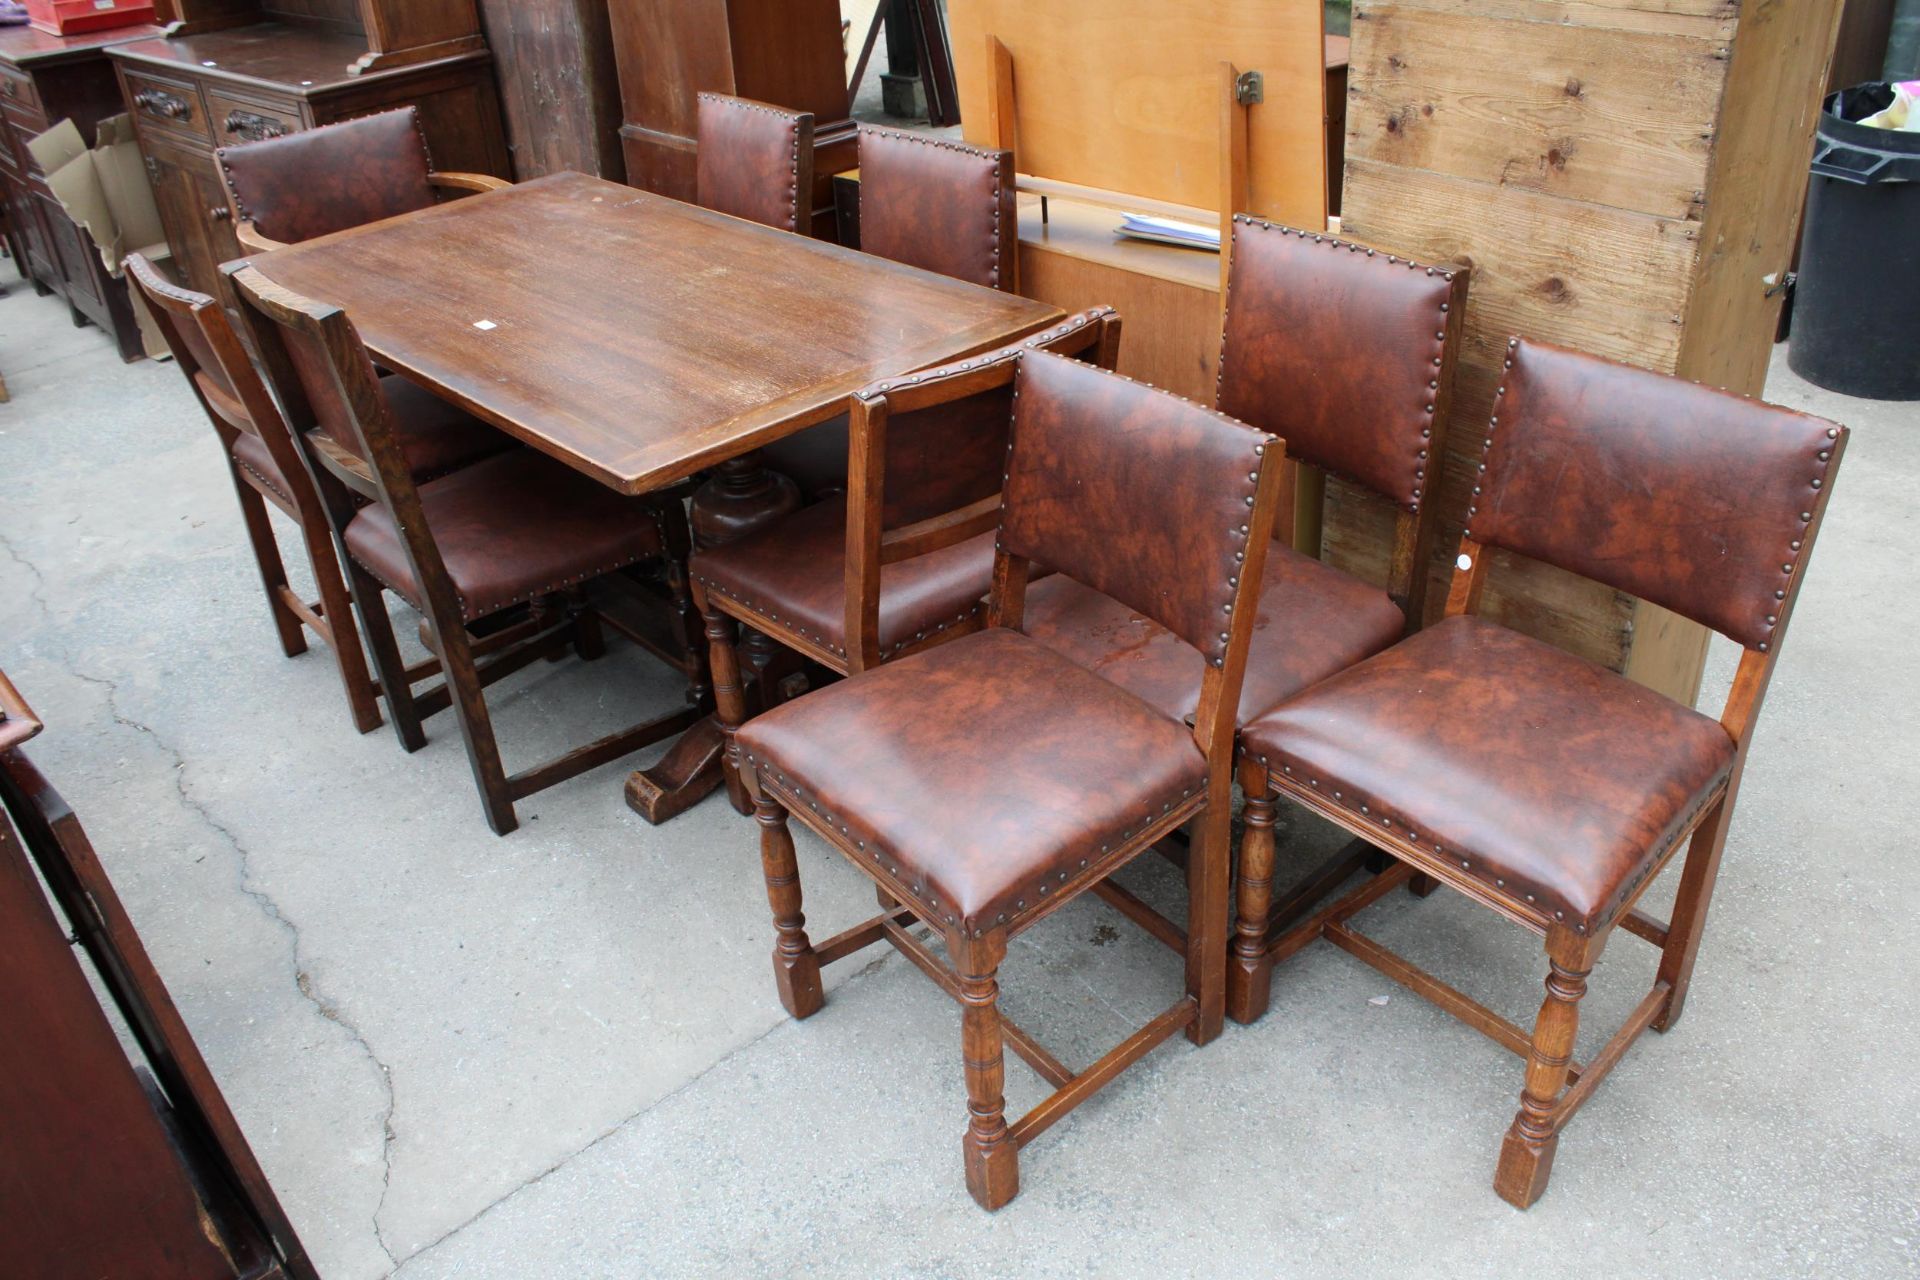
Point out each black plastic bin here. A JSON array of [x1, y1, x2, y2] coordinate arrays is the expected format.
[[1788, 84, 1920, 401]]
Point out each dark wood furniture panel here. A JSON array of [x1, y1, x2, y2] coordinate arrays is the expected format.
[[110, 20, 508, 304], [609, 0, 854, 238], [475, 0, 624, 180], [0, 24, 155, 362], [0, 673, 317, 1278]]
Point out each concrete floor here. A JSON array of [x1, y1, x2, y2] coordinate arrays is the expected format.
[[1, 273, 1916, 1279]]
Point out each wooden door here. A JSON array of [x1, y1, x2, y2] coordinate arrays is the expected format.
[[140, 136, 239, 300]]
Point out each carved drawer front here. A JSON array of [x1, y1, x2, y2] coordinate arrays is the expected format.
[[0, 67, 40, 115], [205, 91, 302, 149], [124, 70, 209, 146], [3, 102, 53, 172]]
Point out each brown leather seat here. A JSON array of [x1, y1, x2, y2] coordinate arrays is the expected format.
[[1022, 541, 1405, 726], [690, 494, 994, 664], [345, 449, 666, 621], [739, 627, 1206, 932], [1242, 614, 1737, 933], [230, 374, 507, 503]]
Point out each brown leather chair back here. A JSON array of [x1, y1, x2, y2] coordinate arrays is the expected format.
[[695, 93, 814, 234], [1217, 218, 1466, 514], [1471, 338, 1845, 651], [857, 124, 1014, 291], [999, 349, 1277, 668], [217, 108, 436, 246]]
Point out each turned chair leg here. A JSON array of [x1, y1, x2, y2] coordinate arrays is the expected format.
[[345, 565, 425, 753], [953, 930, 1018, 1210], [1494, 927, 1599, 1209], [230, 477, 308, 661], [1655, 795, 1733, 1033], [1227, 760, 1277, 1024], [756, 795, 823, 1018], [697, 586, 753, 816], [1185, 795, 1232, 1045]]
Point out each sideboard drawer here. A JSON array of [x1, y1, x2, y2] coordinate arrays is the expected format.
[[0, 66, 39, 114], [124, 69, 208, 146], [205, 90, 301, 149]]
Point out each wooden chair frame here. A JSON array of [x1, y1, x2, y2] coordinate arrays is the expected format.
[[231, 172, 511, 255], [228, 265, 699, 836], [1235, 349, 1850, 1208], [126, 252, 400, 735], [700, 308, 1123, 814], [747, 352, 1286, 1208]]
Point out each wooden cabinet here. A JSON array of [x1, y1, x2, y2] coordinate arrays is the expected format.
[[110, 11, 509, 304], [0, 25, 154, 363], [609, 0, 854, 237]]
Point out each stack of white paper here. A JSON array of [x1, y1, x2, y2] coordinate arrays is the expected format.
[[1115, 212, 1222, 253]]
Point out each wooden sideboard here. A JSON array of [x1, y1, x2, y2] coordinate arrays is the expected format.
[[0, 24, 156, 363], [608, 0, 853, 238], [110, 3, 508, 305]]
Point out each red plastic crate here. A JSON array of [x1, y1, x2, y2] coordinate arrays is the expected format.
[[25, 0, 156, 36]]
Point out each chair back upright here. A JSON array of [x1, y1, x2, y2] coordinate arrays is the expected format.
[[1217, 217, 1469, 628], [123, 253, 317, 513], [1454, 337, 1848, 745], [857, 124, 1016, 292], [227, 265, 452, 605], [990, 349, 1287, 772], [217, 108, 437, 247], [841, 308, 1122, 671], [695, 93, 815, 234]]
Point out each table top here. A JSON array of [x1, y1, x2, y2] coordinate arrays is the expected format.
[[253, 172, 1064, 494]]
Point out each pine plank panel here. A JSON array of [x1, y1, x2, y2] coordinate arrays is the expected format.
[[1358, 0, 1736, 40], [1346, 4, 1724, 219]]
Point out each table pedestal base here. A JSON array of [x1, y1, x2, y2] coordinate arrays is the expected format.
[[625, 449, 806, 825]]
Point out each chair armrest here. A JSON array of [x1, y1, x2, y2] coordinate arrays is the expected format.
[[0, 667, 43, 753], [429, 172, 513, 195], [235, 221, 288, 255]]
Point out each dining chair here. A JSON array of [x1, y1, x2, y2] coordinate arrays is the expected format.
[[1018, 218, 1468, 1018], [691, 307, 1121, 814], [736, 348, 1285, 1209], [1238, 337, 1847, 1207], [760, 124, 1018, 500], [228, 265, 701, 836], [124, 252, 511, 735], [694, 92, 814, 234], [215, 107, 510, 255]]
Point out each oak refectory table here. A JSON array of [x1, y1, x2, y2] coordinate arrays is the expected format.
[[249, 170, 1064, 822]]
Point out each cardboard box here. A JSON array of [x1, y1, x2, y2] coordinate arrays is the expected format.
[[25, 0, 156, 37], [26, 115, 172, 360]]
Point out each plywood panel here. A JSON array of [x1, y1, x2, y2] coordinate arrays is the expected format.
[[949, 0, 1326, 227], [1347, 5, 1723, 219]]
